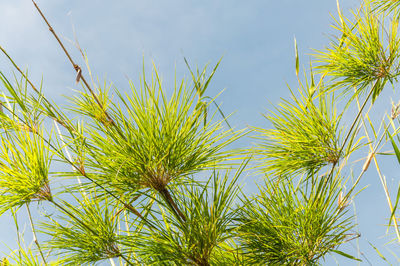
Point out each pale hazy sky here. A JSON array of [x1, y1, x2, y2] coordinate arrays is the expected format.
[[2, 0, 400, 265]]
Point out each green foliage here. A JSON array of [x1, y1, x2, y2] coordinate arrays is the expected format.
[[40, 195, 125, 265], [237, 175, 354, 265], [253, 83, 342, 177], [3, 245, 61, 266], [67, 66, 243, 199], [125, 169, 242, 265], [3, 0, 400, 265], [315, 2, 400, 101], [371, 0, 400, 15], [68, 79, 113, 126], [5, 247, 41, 266], [0, 127, 52, 215]]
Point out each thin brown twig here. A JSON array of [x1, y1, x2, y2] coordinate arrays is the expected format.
[[160, 188, 187, 223], [31, 0, 115, 127], [1, 0, 157, 243], [30, 0, 181, 230]]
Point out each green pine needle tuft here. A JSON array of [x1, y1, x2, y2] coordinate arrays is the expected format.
[[0, 128, 52, 215], [253, 84, 342, 177], [315, 3, 400, 102], [237, 175, 354, 265]]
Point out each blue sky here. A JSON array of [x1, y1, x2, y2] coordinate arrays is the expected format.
[[1, 0, 400, 265]]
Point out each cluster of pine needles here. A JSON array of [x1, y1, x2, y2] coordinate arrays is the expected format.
[[1, 0, 400, 265]]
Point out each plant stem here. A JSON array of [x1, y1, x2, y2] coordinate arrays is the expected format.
[[159, 188, 187, 223], [119, 254, 134, 266], [327, 79, 380, 179], [344, 94, 400, 242], [26, 204, 47, 265], [339, 82, 378, 159], [355, 99, 400, 241], [1, 14, 161, 234], [31, 0, 116, 128]]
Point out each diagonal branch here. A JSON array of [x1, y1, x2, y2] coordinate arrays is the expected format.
[[31, 0, 116, 127], [159, 188, 187, 223], [327, 79, 381, 180]]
